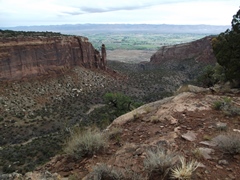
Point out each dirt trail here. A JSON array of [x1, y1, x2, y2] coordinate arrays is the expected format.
[[85, 104, 105, 115]]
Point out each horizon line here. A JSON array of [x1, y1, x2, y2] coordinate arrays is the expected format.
[[0, 23, 230, 29]]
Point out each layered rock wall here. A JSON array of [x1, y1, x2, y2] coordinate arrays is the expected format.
[[0, 35, 106, 81], [150, 36, 216, 65]]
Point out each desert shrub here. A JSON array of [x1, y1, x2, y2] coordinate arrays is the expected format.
[[221, 103, 240, 117], [212, 101, 223, 110], [104, 92, 142, 119], [144, 145, 179, 179], [214, 132, 240, 155], [171, 156, 200, 180], [86, 164, 124, 180], [223, 96, 232, 103], [197, 65, 216, 87], [64, 128, 107, 159], [197, 64, 226, 87], [87, 93, 142, 129], [191, 148, 203, 160], [87, 164, 145, 180], [124, 169, 145, 180], [212, 97, 240, 116]]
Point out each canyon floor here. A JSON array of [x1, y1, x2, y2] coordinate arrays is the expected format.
[[107, 50, 155, 63]]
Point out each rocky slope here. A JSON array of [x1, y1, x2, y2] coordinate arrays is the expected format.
[[150, 36, 216, 67], [0, 33, 107, 81], [23, 86, 240, 180]]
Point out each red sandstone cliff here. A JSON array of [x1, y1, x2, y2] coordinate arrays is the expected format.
[[150, 36, 216, 65], [0, 35, 107, 81]]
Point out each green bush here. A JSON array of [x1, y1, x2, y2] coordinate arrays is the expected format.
[[103, 92, 142, 119], [212, 101, 223, 110], [197, 65, 216, 87], [197, 64, 226, 87], [212, 9, 240, 87], [64, 128, 107, 159]]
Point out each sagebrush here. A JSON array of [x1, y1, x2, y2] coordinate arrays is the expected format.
[[214, 132, 240, 155], [64, 128, 107, 159], [86, 164, 124, 180], [144, 145, 178, 179]]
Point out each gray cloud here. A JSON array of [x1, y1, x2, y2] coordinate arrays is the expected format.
[[62, 0, 202, 16], [80, 5, 147, 14], [62, 11, 84, 16]]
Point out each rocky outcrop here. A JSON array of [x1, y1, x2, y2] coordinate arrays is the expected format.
[[150, 36, 216, 65], [0, 35, 107, 81]]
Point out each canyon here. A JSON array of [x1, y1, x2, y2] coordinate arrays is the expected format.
[[1, 31, 237, 180]]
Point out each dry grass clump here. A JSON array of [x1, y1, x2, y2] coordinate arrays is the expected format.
[[213, 132, 240, 155], [64, 128, 107, 159], [191, 148, 203, 160], [171, 156, 200, 180], [175, 85, 190, 94], [86, 164, 145, 180], [144, 145, 178, 179], [86, 164, 124, 180], [106, 127, 123, 140]]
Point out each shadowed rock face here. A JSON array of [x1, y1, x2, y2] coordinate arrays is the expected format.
[[150, 36, 216, 65], [0, 36, 106, 81]]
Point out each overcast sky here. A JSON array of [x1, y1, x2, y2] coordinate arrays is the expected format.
[[0, 0, 239, 27]]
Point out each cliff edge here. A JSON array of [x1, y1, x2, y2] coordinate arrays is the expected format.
[[150, 36, 216, 65], [0, 33, 107, 81]]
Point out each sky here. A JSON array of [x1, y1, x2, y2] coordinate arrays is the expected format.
[[0, 0, 239, 27]]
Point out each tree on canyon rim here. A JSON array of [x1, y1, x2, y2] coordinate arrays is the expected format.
[[212, 8, 240, 87]]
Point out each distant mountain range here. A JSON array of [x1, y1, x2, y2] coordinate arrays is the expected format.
[[1, 24, 230, 34]]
